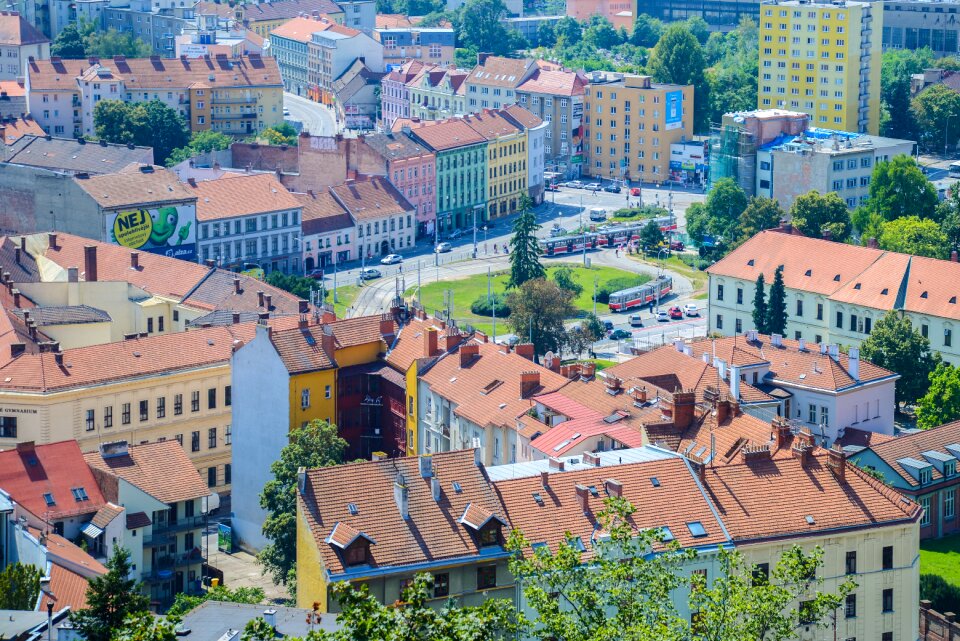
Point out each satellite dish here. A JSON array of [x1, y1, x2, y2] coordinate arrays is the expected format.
[[544, 351, 556, 369]]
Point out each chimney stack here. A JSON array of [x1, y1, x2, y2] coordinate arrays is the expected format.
[[952, 250, 958, 263], [83, 245, 97, 282], [298, 315, 309, 329], [673, 390, 697, 429], [716, 398, 731, 424], [232, 312, 241, 324], [829, 344, 840, 362], [298, 299, 309, 314], [604, 478, 622, 497], [394, 472, 409, 520], [424, 326, 439, 357], [848, 347, 860, 381], [520, 371, 540, 398], [14, 247, 20, 265], [515, 343, 534, 360], [257, 290, 265, 307], [540, 470, 549, 488], [459, 342, 479, 367], [130, 252, 139, 269], [772, 417, 792, 449], [264, 294, 272, 310], [867, 237, 878, 249], [47, 233, 57, 249], [418, 454, 433, 478], [583, 452, 601, 467], [729, 365, 741, 401], [548, 457, 564, 472], [320, 324, 335, 356], [234, 277, 241, 294], [826, 445, 846, 482], [11, 289, 19, 308], [431, 476, 441, 501], [574, 484, 590, 512], [379, 315, 394, 337]]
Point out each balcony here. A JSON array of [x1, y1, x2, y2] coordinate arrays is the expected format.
[[142, 550, 206, 583], [149, 515, 205, 538], [211, 96, 255, 105], [213, 112, 257, 120]]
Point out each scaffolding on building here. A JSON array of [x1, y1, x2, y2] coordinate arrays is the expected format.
[[708, 122, 757, 196]]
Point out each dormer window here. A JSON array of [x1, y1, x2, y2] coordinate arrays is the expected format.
[[459, 503, 506, 547], [920, 467, 932, 485], [478, 522, 500, 547], [946, 461, 956, 478], [344, 541, 368, 566], [326, 522, 376, 567]]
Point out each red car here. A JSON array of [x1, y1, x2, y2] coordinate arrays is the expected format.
[[669, 240, 685, 251], [630, 187, 641, 196], [669, 306, 683, 320]]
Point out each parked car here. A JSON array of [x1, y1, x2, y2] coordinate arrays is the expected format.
[[360, 267, 381, 280], [629, 314, 644, 327], [656, 310, 670, 322], [546, 183, 561, 192], [669, 306, 683, 320], [282, 108, 291, 116], [480, 221, 496, 230], [584, 182, 601, 191], [684, 303, 699, 317], [435, 242, 453, 253], [670, 240, 685, 251], [610, 328, 632, 340], [566, 180, 584, 189], [306, 268, 325, 280], [603, 183, 621, 193], [380, 254, 403, 265], [602, 320, 614, 333], [630, 187, 641, 197], [449, 229, 464, 239]]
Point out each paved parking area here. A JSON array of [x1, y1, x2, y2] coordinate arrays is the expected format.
[[203, 530, 291, 604]]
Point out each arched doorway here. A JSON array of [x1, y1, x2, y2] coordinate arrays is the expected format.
[[380, 240, 390, 255], [304, 256, 315, 272]]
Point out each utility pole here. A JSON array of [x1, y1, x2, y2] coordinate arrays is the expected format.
[[417, 260, 421, 307], [488, 267, 496, 342], [333, 258, 338, 303], [472, 207, 479, 258]]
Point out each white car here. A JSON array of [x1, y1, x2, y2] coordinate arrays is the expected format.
[[380, 254, 403, 265], [684, 303, 699, 317], [566, 180, 584, 189], [359, 267, 382, 280], [435, 242, 453, 253], [282, 108, 291, 116], [584, 182, 602, 191], [656, 310, 670, 322]]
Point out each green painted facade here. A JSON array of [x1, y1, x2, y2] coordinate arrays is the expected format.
[[434, 143, 488, 231]]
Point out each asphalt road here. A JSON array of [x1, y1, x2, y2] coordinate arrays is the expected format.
[[283, 92, 339, 136]]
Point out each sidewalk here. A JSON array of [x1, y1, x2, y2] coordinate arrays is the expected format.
[[203, 532, 291, 604]]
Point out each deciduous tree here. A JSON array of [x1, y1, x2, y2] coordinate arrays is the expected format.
[[551, 265, 583, 297], [506, 279, 575, 357], [880, 48, 933, 140], [69, 548, 150, 641], [647, 23, 709, 131], [85, 28, 152, 58], [0, 563, 42, 610], [629, 14, 663, 47], [640, 218, 665, 250], [459, 0, 513, 55], [912, 83, 960, 152], [789, 190, 851, 241], [860, 310, 941, 409], [917, 363, 960, 429], [855, 155, 939, 228], [878, 215, 950, 259], [736, 196, 783, 245], [259, 421, 347, 592], [50, 23, 87, 58]]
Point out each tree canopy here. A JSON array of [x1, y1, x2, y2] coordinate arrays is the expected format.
[[789, 190, 851, 242], [508, 205, 545, 288], [506, 278, 575, 357], [912, 82, 960, 153], [878, 215, 950, 259], [918, 363, 960, 429], [855, 155, 939, 229], [751, 273, 768, 335], [51, 20, 152, 59], [94, 99, 190, 165], [766, 265, 788, 336], [166, 130, 234, 167], [880, 47, 934, 140], [860, 310, 941, 409], [458, 0, 519, 55], [259, 420, 347, 592], [0, 563, 42, 610], [685, 177, 748, 250], [70, 548, 151, 641], [647, 24, 709, 132]]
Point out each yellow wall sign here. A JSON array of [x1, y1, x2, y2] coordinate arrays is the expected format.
[[113, 210, 153, 249]]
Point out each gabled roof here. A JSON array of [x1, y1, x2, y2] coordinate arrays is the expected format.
[[84, 440, 209, 505], [4, 135, 154, 174], [0, 441, 106, 521], [467, 55, 536, 89], [383, 315, 458, 372], [0, 116, 45, 146], [0, 11, 49, 46], [10, 304, 110, 326], [405, 118, 487, 152], [74, 166, 195, 209], [516, 68, 586, 97], [295, 191, 354, 236], [858, 420, 960, 487], [702, 450, 921, 542], [495, 455, 730, 557], [501, 104, 544, 130], [329, 176, 413, 220], [269, 15, 338, 43], [270, 323, 336, 374], [196, 0, 342, 22], [462, 109, 521, 140], [330, 314, 394, 348], [91, 503, 124, 529], [189, 173, 301, 221], [299, 449, 508, 576]]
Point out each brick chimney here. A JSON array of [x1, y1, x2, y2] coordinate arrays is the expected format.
[[604, 478, 622, 497], [257, 290, 265, 307], [867, 237, 879, 249], [540, 470, 549, 488], [515, 343, 534, 360], [321, 325, 335, 355], [298, 299, 309, 314], [232, 312, 241, 324], [12, 289, 19, 308], [952, 250, 958, 263], [583, 452, 601, 467], [739, 444, 772, 464], [716, 397, 731, 424], [772, 417, 792, 449], [47, 233, 57, 249], [298, 315, 309, 329], [826, 445, 846, 481], [130, 252, 139, 269], [574, 484, 590, 512], [424, 326, 439, 357], [459, 342, 480, 367], [441, 331, 461, 351], [673, 390, 696, 429], [379, 315, 394, 337], [264, 294, 272, 310], [548, 457, 564, 471], [520, 371, 540, 398], [83, 245, 97, 282], [234, 277, 242, 294]]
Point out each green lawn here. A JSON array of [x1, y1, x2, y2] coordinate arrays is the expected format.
[[920, 533, 960, 586], [403, 263, 644, 335], [330, 285, 359, 319], [564, 358, 618, 370]]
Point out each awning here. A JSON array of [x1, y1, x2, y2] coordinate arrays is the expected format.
[[81, 522, 103, 539]]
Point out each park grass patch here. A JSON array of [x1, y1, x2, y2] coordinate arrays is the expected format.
[[403, 263, 643, 335], [330, 285, 359, 319], [920, 533, 960, 587]]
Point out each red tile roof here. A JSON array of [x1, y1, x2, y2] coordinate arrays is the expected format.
[[299, 449, 508, 576], [405, 118, 487, 152], [44, 532, 108, 576], [467, 56, 536, 89], [84, 440, 209, 505], [295, 191, 354, 236], [859, 420, 960, 487], [0, 11, 48, 45], [384, 316, 459, 372], [516, 68, 586, 97], [329, 176, 414, 220], [190, 173, 301, 221], [0, 441, 106, 521], [41, 563, 95, 611], [496, 456, 730, 556], [462, 109, 521, 140], [330, 314, 393, 348], [126, 511, 151, 529], [269, 15, 339, 43], [270, 323, 336, 374], [702, 450, 921, 542], [74, 166, 196, 209], [0, 116, 44, 146], [91, 503, 124, 529]]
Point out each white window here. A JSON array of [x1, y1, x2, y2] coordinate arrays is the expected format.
[[921, 496, 931, 526], [301, 388, 310, 409], [945, 490, 956, 520]]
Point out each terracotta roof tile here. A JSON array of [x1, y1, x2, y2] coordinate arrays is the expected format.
[[299, 449, 508, 576], [702, 451, 921, 542], [0, 441, 106, 521], [501, 104, 543, 130], [126, 511, 151, 529], [468, 56, 536, 89], [84, 440, 209, 505], [270, 323, 336, 374], [860, 420, 960, 487], [516, 68, 586, 97], [496, 456, 730, 556], [0, 12, 48, 45], [269, 15, 339, 42], [294, 191, 354, 236], [422, 340, 569, 429], [190, 173, 300, 221], [91, 503, 124, 529], [1, 116, 45, 145], [41, 563, 94, 611], [384, 316, 456, 372], [181, 269, 307, 314], [75, 167, 195, 209], [331, 314, 393, 348], [405, 118, 487, 152], [329, 176, 414, 220], [462, 109, 521, 140]]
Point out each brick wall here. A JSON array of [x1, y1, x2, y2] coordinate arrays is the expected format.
[[921, 601, 960, 641]]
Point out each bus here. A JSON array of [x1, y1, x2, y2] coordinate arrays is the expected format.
[[950, 161, 960, 178], [539, 232, 599, 256], [608, 276, 673, 312]]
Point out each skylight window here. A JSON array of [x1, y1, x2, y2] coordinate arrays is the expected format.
[[71, 487, 89, 502], [569, 536, 586, 552], [650, 477, 661, 488], [854, 283, 861, 290], [43, 493, 55, 506], [532, 492, 544, 505], [452, 481, 462, 494], [660, 526, 675, 542], [881, 288, 889, 295], [588, 486, 599, 497], [805, 515, 815, 525], [348, 503, 359, 515], [804, 269, 812, 276], [833, 274, 841, 281], [686, 521, 707, 538]]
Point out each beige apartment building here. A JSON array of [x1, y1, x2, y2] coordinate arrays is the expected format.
[[583, 73, 694, 183]]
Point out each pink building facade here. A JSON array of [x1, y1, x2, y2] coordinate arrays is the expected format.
[[380, 60, 423, 129], [364, 129, 436, 237]]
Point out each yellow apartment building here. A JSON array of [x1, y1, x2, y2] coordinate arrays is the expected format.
[[583, 73, 694, 183], [464, 110, 528, 220], [758, 0, 882, 134]]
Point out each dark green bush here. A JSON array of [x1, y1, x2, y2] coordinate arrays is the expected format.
[[470, 293, 511, 317], [921, 574, 960, 615]]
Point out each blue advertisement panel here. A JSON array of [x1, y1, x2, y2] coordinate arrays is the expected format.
[[108, 204, 197, 262], [665, 90, 683, 131]]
